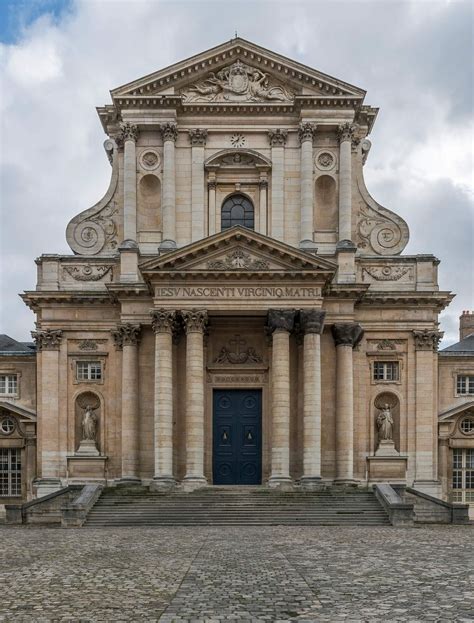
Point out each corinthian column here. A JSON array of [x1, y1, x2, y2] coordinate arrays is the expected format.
[[150, 310, 176, 490], [300, 310, 326, 489], [337, 122, 357, 242], [160, 122, 178, 249], [182, 309, 208, 490], [120, 122, 139, 242], [299, 122, 316, 247], [413, 329, 442, 493], [331, 323, 364, 484], [112, 323, 141, 482], [267, 129, 287, 241], [267, 309, 296, 489], [189, 129, 207, 242]]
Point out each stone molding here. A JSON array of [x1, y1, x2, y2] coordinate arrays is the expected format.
[[62, 265, 112, 282], [150, 310, 176, 334], [181, 309, 208, 334], [189, 128, 208, 146], [298, 122, 316, 144], [267, 129, 288, 146], [299, 310, 326, 335], [338, 122, 358, 143], [160, 122, 178, 142], [119, 121, 139, 143], [259, 179, 268, 189], [111, 324, 141, 349], [413, 329, 443, 352], [266, 309, 296, 334], [32, 329, 62, 351], [332, 323, 364, 348]]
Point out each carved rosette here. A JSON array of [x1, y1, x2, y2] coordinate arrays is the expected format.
[[111, 324, 141, 349], [32, 329, 63, 351], [160, 122, 178, 143], [181, 310, 208, 334], [266, 309, 296, 335], [268, 129, 288, 146], [298, 122, 316, 144], [332, 323, 364, 348], [338, 122, 358, 143], [150, 310, 176, 334], [120, 122, 139, 143], [413, 330, 443, 352], [299, 310, 326, 335], [189, 128, 208, 146]]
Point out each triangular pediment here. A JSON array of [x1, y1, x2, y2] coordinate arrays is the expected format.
[[439, 401, 474, 422], [112, 38, 366, 103], [140, 227, 337, 278], [0, 400, 37, 421]]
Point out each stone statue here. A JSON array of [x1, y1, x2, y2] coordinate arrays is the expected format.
[[376, 404, 393, 441], [81, 405, 98, 441]]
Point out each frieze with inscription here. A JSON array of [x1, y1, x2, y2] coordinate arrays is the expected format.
[[156, 286, 321, 299]]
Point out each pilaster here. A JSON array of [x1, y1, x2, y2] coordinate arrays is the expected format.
[[160, 122, 178, 249], [267, 129, 287, 241], [299, 122, 316, 248]]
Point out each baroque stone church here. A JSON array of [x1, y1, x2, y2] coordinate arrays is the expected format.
[[2, 39, 473, 512]]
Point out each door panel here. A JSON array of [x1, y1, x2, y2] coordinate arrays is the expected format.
[[213, 389, 262, 485]]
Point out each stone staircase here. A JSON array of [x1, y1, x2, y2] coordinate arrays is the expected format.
[[85, 486, 391, 527]]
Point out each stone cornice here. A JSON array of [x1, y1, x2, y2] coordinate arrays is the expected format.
[[21, 291, 114, 312], [358, 291, 454, 311]]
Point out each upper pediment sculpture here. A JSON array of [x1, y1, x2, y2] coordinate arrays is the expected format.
[[181, 61, 294, 103]]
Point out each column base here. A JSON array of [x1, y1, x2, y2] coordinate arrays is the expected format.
[[268, 476, 294, 491], [299, 239, 318, 253], [159, 239, 177, 252], [182, 476, 207, 492], [116, 477, 142, 488], [149, 477, 176, 493], [333, 478, 359, 487], [300, 476, 325, 491]]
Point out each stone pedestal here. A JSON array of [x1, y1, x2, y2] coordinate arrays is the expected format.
[[367, 455, 408, 485], [75, 439, 100, 456], [375, 439, 399, 457]]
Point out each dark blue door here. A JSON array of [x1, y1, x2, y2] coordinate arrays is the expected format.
[[213, 389, 262, 485]]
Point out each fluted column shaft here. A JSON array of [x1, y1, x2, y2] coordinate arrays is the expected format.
[[182, 310, 208, 489], [300, 310, 326, 487], [121, 122, 138, 242], [268, 130, 287, 241], [267, 309, 295, 488], [332, 323, 364, 484], [189, 129, 207, 241], [299, 122, 316, 245], [151, 310, 176, 488], [161, 123, 177, 246], [338, 123, 355, 242]]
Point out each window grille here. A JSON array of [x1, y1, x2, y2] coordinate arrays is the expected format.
[[457, 375, 474, 395], [373, 361, 399, 382], [0, 448, 21, 496], [0, 375, 18, 395], [221, 194, 254, 231], [76, 361, 102, 381], [452, 448, 474, 504]]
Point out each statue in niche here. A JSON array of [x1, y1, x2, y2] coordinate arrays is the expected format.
[[81, 404, 98, 442], [376, 403, 394, 441]]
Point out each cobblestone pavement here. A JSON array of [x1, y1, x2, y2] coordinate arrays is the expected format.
[[0, 525, 472, 622]]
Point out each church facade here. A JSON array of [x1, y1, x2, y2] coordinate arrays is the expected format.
[[3, 39, 472, 508]]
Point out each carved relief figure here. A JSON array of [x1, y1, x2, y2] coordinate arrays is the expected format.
[[182, 61, 294, 103], [376, 404, 394, 441], [81, 405, 98, 442]]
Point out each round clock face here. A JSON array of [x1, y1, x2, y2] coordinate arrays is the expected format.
[[230, 133, 246, 148]]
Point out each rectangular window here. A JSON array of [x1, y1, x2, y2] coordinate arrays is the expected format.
[[76, 361, 102, 381], [456, 375, 474, 395], [0, 374, 18, 395], [451, 449, 474, 505], [373, 361, 399, 382], [0, 448, 21, 496]]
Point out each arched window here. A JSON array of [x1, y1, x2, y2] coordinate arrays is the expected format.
[[221, 194, 254, 231]]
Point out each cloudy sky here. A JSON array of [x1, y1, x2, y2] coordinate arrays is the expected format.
[[0, 0, 472, 346]]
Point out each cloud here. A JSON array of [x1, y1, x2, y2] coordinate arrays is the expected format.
[[0, 0, 472, 348]]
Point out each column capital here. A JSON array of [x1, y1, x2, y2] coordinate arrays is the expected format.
[[181, 309, 208, 334], [266, 309, 296, 334], [298, 121, 316, 144], [160, 122, 178, 143], [338, 122, 358, 143], [189, 128, 208, 146], [111, 323, 141, 349], [413, 329, 443, 351], [268, 128, 288, 146], [299, 310, 326, 335], [150, 309, 176, 334], [208, 180, 217, 190], [31, 329, 62, 351], [119, 121, 139, 143], [259, 178, 268, 189], [332, 323, 364, 348]]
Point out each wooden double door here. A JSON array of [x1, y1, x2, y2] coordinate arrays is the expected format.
[[212, 389, 262, 485]]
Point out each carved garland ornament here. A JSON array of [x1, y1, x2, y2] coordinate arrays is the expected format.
[[207, 249, 269, 270], [362, 266, 412, 281], [63, 265, 112, 282]]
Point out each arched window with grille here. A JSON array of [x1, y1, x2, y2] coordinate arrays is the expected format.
[[221, 194, 254, 231]]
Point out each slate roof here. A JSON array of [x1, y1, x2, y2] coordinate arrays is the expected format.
[[0, 335, 36, 356], [439, 333, 474, 356]]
